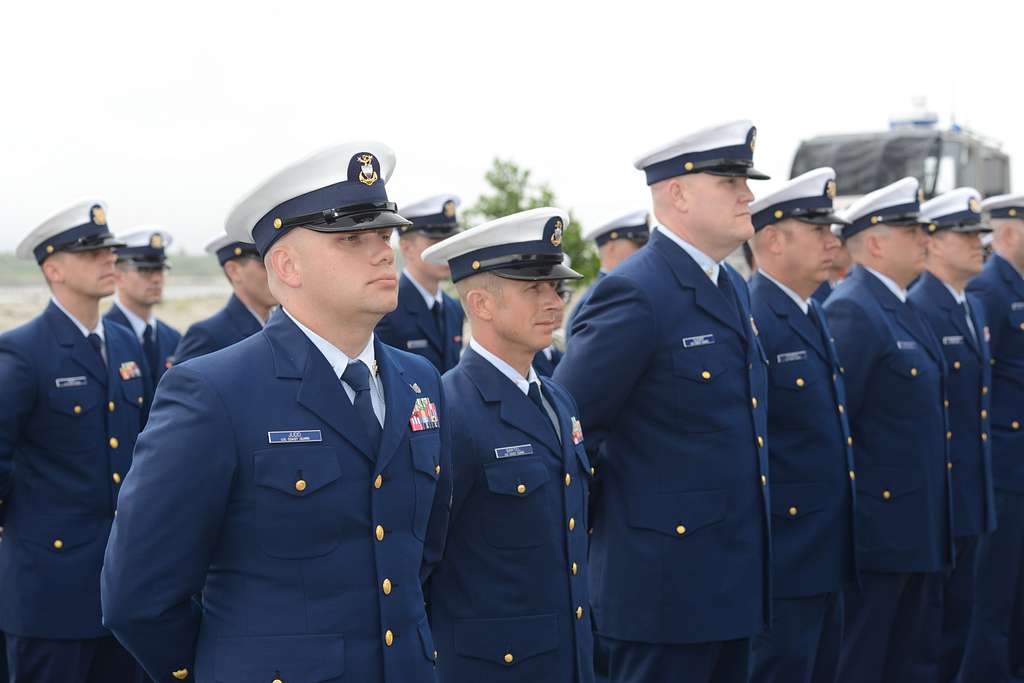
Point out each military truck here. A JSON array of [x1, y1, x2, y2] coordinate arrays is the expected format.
[[791, 111, 1011, 201]]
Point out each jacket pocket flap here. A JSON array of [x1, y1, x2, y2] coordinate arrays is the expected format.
[[453, 614, 558, 665], [119, 376, 145, 407], [47, 386, 100, 416], [483, 458, 551, 497], [17, 515, 100, 552], [769, 361, 816, 390], [770, 482, 829, 518], [855, 466, 924, 500], [672, 348, 731, 384], [214, 633, 345, 682], [887, 352, 929, 379], [254, 447, 341, 496], [627, 490, 726, 538], [574, 444, 592, 474], [410, 435, 441, 479], [417, 616, 437, 662]]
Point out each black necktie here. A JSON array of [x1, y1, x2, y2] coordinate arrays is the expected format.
[[143, 324, 160, 382], [716, 268, 743, 328], [431, 301, 445, 337], [959, 300, 978, 345], [808, 301, 833, 359], [807, 301, 822, 332], [527, 381, 561, 441], [87, 333, 105, 366], [341, 360, 382, 456]]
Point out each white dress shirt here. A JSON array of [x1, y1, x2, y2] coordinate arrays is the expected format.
[[404, 269, 444, 310], [470, 338, 540, 397], [52, 296, 105, 362], [652, 222, 723, 283], [112, 298, 156, 342]]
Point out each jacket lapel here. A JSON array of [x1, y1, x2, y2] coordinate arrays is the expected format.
[[652, 231, 748, 339], [47, 302, 108, 386], [859, 268, 943, 364], [400, 276, 444, 355], [463, 348, 562, 455], [753, 273, 827, 362], [266, 311, 375, 461], [541, 378, 576, 468], [375, 342, 419, 473]]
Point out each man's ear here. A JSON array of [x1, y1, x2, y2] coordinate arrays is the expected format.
[[222, 259, 241, 285], [267, 244, 301, 289], [865, 230, 884, 259], [667, 178, 689, 214], [41, 255, 64, 286], [465, 288, 494, 322]]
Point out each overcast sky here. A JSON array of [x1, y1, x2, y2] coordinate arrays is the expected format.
[[1, 0, 1018, 253]]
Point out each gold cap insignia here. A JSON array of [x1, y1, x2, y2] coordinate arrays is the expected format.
[[969, 198, 981, 214], [358, 154, 378, 186], [749, 128, 757, 152], [150, 234, 163, 249], [826, 180, 837, 199], [443, 200, 456, 218], [91, 206, 107, 225], [551, 219, 564, 247]]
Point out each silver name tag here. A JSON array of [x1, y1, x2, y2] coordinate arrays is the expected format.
[[897, 340, 918, 350], [55, 376, 87, 388], [406, 339, 429, 350], [776, 350, 808, 364], [942, 335, 965, 346], [268, 430, 323, 444], [495, 444, 533, 459], [682, 334, 715, 348], [1012, 302, 1024, 311]]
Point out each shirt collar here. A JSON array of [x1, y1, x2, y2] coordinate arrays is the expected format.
[[652, 222, 722, 283], [940, 280, 967, 305], [470, 338, 539, 396], [864, 266, 909, 303], [113, 298, 155, 341], [759, 270, 810, 314], [51, 296, 104, 342], [404, 269, 443, 309], [242, 302, 271, 328], [282, 307, 377, 380]]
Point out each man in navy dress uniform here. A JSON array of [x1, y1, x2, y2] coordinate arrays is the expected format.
[[533, 258, 573, 377], [421, 207, 594, 682], [105, 227, 181, 418], [810, 236, 851, 305], [172, 233, 276, 364], [907, 188, 996, 683], [566, 210, 649, 342], [960, 192, 1024, 682], [0, 200, 147, 682], [746, 168, 858, 683], [101, 142, 453, 683], [376, 194, 465, 372], [824, 177, 954, 683], [555, 120, 772, 683]]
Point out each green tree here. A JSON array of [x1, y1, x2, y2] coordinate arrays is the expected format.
[[464, 159, 600, 284]]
